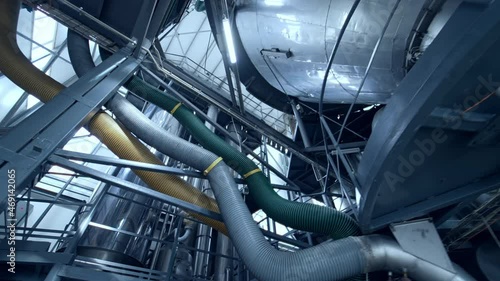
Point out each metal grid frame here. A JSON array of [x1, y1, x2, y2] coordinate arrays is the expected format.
[[0, 3, 322, 277], [443, 189, 500, 250], [164, 52, 292, 135], [0, 111, 315, 281]]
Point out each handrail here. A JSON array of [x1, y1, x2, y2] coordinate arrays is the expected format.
[[163, 52, 291, 134]]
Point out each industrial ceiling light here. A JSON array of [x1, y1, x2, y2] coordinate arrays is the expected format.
[[222, 18, 237, 64], [264, 0, 284, 6]]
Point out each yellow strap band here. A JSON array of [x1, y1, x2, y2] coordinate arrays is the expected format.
[[170, 102, 182, 115], [243, 168, 261, 179], [204, 157, 224, 176]]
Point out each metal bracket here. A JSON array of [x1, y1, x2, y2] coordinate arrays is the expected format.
[[390, 219, 454, 272], [260, 48, 292, 59]]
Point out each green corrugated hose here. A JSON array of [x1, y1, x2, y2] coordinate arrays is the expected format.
[[126, 76, 360, 239]]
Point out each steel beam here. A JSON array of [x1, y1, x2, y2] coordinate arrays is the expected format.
[[56, 0, 135, 45], [131, 0, 157, 57], [42, 40, 68, 72], [48, 155, 224, 222], [62, 173, 117, 256], [5, 102, 44, 127], [357, 2, 500, 232], [223, 55, 239, 108], [193, 35, 218, 73], [4, 55, 76, 127], [0, 92, 29, 127], [369, 173, 500, 232], [58, 265, 146, 281], [16, 32, 72, 65], [233, 64, 246, 115], [55, 149, 302, 193], [145, 0, 171, 40], [261, 229, 310, 249], [320, 117, 362, 194], [25, 144, 102, 239], [290, 99, 311, 148], [55, 149, 203, 178], [179, 17, 207, 66], [304, 142, 366, 154], [0, 48, 137, 212], [163, 14, 186, 53]]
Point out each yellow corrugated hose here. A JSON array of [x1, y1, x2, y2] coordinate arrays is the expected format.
[[0, 0, 226, 234]]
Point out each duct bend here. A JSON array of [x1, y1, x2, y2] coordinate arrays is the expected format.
[[106, 87, 475, 281], [0, 0, 226, 234], [360, 236, 476, 281]]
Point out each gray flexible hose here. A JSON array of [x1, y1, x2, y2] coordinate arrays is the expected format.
[[108, 94, 475, 281], [207, 164, 476, 281], [108, 95, 219, 169]]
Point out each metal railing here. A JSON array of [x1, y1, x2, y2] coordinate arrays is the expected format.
[[444, 190, 500, 250], [164, 52, 291, 135]]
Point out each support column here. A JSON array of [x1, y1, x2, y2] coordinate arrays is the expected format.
[[194, 105, 219, 279]]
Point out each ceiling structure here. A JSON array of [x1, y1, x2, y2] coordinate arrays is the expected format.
[[1, 3, 292, 137], [158, 4, 292, 136], [0, 9, 104, 128], [0, 0, 498, 280], [0, 3, 293, 206]]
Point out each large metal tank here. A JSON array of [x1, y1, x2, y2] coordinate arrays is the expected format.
[[78, 169, 162, 266], [234, 0, 433, 104], [76, 107, 183, 266]]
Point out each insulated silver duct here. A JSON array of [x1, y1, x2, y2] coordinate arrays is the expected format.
[[108, 93, 475, 280], [234, 0, 432, 104]]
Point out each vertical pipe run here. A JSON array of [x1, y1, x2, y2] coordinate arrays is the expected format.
[[214, 118, 249, 280], [214, 234, 233, 281], [291, 100, 334, 208], [194, 105, 219, 278], [193, 178, 213, 278], [290, 100, 311, 148]]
